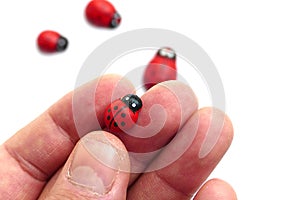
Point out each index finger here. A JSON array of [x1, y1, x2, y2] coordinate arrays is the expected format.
[[0, 74, 134, 199]]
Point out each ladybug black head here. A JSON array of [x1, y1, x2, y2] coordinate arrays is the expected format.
[[121, 94, 143, 113], [56, 36, 68, 52], [158, 47, 176, 59], [110, 12, 121, 28]]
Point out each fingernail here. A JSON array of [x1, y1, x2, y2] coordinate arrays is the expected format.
[[67, 131, 126, 195], [198, 109, 225, 159]]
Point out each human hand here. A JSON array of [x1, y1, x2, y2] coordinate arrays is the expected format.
[[0, 74, 237, 200]]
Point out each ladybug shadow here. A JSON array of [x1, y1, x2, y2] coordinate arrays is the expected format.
[[36, 44, 68, 56]]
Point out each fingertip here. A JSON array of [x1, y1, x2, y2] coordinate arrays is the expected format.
[[96, 74, 136, 97], [195, 178, 237, 200], [40, 131, 130, 199], [199, 107, 234, 141], [143, 80, 199, 126], [197, 107, 234, 159]]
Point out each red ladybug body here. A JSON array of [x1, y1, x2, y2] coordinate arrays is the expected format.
[[85, 0, 121, 28], [37, 30, 68, 53], [104, 94, 143, 133], [143, 47, 177, 90]]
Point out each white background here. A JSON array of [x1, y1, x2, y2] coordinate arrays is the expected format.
[[1, 0, 300, 199]]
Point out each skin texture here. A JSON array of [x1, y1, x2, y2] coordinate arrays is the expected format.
[[0, 74, 236, 199]]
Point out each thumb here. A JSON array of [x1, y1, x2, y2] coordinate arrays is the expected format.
[[39, 131, 130, 200]]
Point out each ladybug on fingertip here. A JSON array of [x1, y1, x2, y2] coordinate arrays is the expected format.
[[85, 0, 121, 28], [104, 94, 143, 133], [143, 47, 177, 90], [37, 30, 68, 53]]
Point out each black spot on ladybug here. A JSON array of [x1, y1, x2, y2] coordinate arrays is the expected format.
[[114, 122, 118, 127], [121, 113, 126, 118], [107, 116, 111, 120], [114, 106, 118, 110], [121, 122, 125, 127], [108, 109, 111, 113]]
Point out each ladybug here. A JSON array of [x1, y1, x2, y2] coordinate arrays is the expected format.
[[143, 47, 177, 90], [85, 0, 121, 28], [104, 94, 143, 133], [37, 30, 68, 53]]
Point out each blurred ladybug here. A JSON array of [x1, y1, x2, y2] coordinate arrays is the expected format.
[[85, 0, 121, 28], [37, 30, 68, 53], [143, 47, 177, 90], [104, 94, 143, 133]]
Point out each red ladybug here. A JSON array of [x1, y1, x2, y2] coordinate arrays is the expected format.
[[104, 94, 143, 133], [85, 0, 121, 28], [37, 30, 68, 53], [143, 47, 177, 90]]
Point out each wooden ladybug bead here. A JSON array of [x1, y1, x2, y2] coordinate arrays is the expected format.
[[85, 0, 121, 28], [104, 94, 143, 133], [143, 47, 177, 90], [37, 30, 68, 53]]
